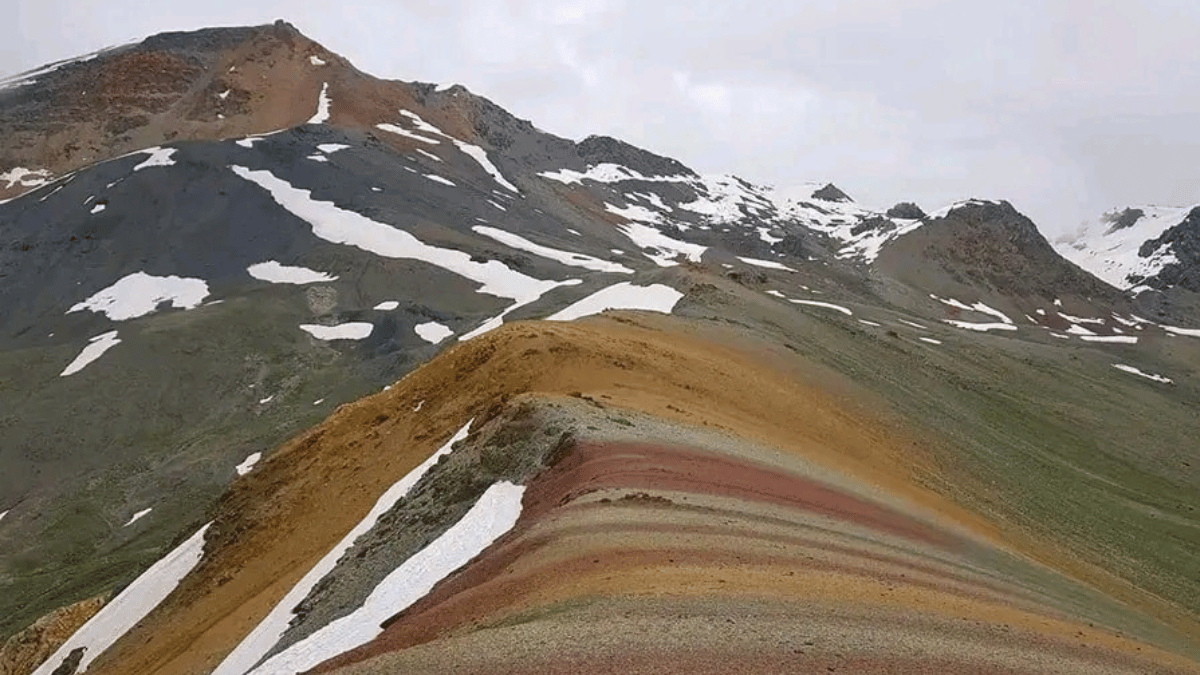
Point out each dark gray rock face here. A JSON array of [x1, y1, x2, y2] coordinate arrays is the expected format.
[[576, 135, 696, 178], [811, 183, 852, 202], [886, 202, 926, 220], [1138, 207, 1200, 292], [1103, 207, 1145, 234]]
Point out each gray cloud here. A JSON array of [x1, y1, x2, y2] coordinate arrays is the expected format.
[[4, 0, 1198, 234]]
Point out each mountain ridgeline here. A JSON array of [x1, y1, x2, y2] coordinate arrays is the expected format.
[[1, 21, 1199, 675]]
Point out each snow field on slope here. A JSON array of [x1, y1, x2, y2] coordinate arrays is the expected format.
[[30, 524, 211, 675], [539, 163, 692, 185], [614, 221, 706, 267], [1056, 205, 1195, 289], [60, 330, 122, 377], [230, 167, 580, 337], [424, 174, 456, 186], [68, 272, 209, 321], [1112, 364, 1173, 384], [473, 226, 633, 274], [414, 321, 453, 344], [299, 323, 374, 340], [246, 481, 526, 675], [248, 261, 337, 285], [546, 282, 684, 321], [214, 424, 474, 675]]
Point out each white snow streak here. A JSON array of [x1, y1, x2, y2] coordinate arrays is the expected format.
[[214, 425, 473, 675], [736, 256, 793, 271], [245, 482, 525, 675], [31, 524, 211, 675], [415, 148, 442, 162], [376, 123, 440, 145], [424, 174, 456, 186], [308, 83, 331, 124], [317, 144, 349, 154], [60, 331, 122, 377], [299, 323, 374, 341], [546, 282, 683, 321], [919, 337, 943, 345], [944, 320, 1018, 332], [473, 226, 633, 274], [123, 508, 152, 527], [789, 299, 853, 316], [1162, 324, 1200, 337], [1112, 364, 1172, 383], [373, 301, 400, 311], [1080, 335, 1138, 344], [248, 261, 337, 285], [68, 272, 209, 321]]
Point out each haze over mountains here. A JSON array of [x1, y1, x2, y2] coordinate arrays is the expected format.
[[1, 21, 1198, 675]]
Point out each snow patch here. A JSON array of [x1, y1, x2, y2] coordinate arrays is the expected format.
[[68, 272, 209, 321], [231, 166, 582, 339], [90, 202, 106, 214], [248, 261, 337, 285], [919, 337, 943, 345], [539, 163, 691, 186], [547, 282, 683, 321], [789, 299, 853, 316], [373, 301, 399, 311], [1112, 364, 1172, 383], [309, 55, 327, 66], [31, 524, 211, 675], [1080, 335, 1138, 344], [123, 508, 152, 527], [424, 174, 456, 186], [317, 144, 349, 154], [236, 452, 262, 476], [1, 167, 52, 189], [414, 321, 453, 344], [933, 296, 1013, 324], [308, 83, 331, 124], [453, 141, 520, 193], [214, 424, 474, 675], [473, 226, 633, 274], [737, 256, 793, 271], [858, 319, 882, 327], [615, 221, 706, 267], [415, 148, 441, 162], [244, 482, 525, 675], [376, 123, 439, 145], [60, 331, 122, 377], [300, 323, 374, 341], [944, 320, 1018, 332], [1161, 324, 1200, 337], [307, 155, 329, 163], [132, 147, 177, 171]]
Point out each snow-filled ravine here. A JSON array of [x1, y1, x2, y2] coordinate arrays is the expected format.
[[244, 481, 525, 675], [31, 524, 211, 675], [214, 424, 475, 675]]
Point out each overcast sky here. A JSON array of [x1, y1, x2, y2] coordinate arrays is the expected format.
[[5, 1, 1199, 236]]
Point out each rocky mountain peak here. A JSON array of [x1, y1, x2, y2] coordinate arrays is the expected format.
[[811, 182, 852, 202], [576, 135, 696, 178]]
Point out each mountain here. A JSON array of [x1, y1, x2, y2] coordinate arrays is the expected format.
[[2, 21, 1199, 675]]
